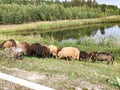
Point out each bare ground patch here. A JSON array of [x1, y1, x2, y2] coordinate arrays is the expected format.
[[0, 79, 32, 90], [0, 66, 105, 90]]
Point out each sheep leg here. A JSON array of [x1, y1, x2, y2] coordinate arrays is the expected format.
[[66, 57, 68, 62], [107, 61, 110, 65], [108, 59, 113, 65], [92, 58, 96, 63], [55, 56, 57, 60]]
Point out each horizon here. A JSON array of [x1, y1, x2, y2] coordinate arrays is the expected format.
[[63, 0, 120, 8], [96, 0, 120, 8]]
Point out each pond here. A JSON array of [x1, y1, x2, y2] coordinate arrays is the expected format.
[[40, 23, 120, 43], [4, 23, 120, 43]]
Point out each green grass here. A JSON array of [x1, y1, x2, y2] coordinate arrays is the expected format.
[[0, 16, 120, 89], [0, 57, 120, 90], [0, 34, 120, 89]]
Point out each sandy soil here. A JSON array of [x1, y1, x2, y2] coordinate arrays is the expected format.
[[0, 79, 32, 90], [0, 66, 105, 90]]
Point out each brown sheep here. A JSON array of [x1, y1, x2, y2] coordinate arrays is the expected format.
[[89, 52, 114, 65], [56, 46, 64, 59], [57, 47, 79, 61], [17, 42, 31, 55], [40, 45, 50, 58], [28, 43, 50, 58], [89, 51, 99, 62], [94, 52, 114, 65], [48, 45, 57, 58], [79, 51, 90, 61], [0, 39, 31, 55], [28, 43, 41, 57], [0, 39, 17, 49], [57, 46, 63, 54]]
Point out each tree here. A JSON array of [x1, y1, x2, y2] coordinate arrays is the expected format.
[[87, 0, 92, 7], [92, 0, 97, 8], [71, 0, 81, 7], [101, 4, 107, 16]]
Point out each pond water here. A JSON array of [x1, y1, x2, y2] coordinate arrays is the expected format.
[[40, 23, 120, 43], [5, 23, 120, 43]]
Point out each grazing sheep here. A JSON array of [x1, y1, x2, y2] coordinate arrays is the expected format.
[[28, 43, 41, 57], [95, 52, 114, 65], [2, 47, 24, 60], [0, 39, 17, 49], [17, 42, 31, 55], [28, 43, 50, 58], [57, 47, 79, 61], [89, 51, 99, 62], [79, 51, 89, 61], [57, 46, 63, 54], [56, 46, 64, 59], [89, 51, 114, 65], [40, 45, 50, 58], [48, 45, 57, 58]]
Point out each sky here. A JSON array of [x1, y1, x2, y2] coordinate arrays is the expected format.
[[96, 0, 120, 8]]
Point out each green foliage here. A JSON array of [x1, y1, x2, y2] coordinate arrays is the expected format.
[[0, 4, 24, 24], [108, 77, 120, 88], [0, 3, 119, 24]]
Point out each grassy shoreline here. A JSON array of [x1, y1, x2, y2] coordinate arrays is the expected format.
[[0, 15, 120, 33], [0, 16, 120, 90]]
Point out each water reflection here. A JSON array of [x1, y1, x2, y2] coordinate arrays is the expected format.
[[100, 27, 105, 34], [92, 25, 120, 41], [3, 23, 120, 43], [40, 23, 120, 42]]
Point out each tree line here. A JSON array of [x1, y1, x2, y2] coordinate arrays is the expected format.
[[0, 0, 119, 24]]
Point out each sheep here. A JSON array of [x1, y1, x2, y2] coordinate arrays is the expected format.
[[27, 43, 41, 57], [79, 51, 90, 61], [57, 47, 79, 61], [89, 51, 114, 65], [89, 51, 99, 62], [40, 45, 50, 58], [17, 42, 31, 55], [0, 39, 17, 49], [28, 43, 50, 58], [57, 46, 63, 54], [0, 39, 31, 55], [48, 45, 57, 58], [2, 47, 24, 60]]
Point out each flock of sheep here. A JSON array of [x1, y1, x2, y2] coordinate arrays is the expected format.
[[0, 39, 114, 65]]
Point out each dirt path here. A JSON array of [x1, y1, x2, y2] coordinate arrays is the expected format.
[[0, 79, 31, 90], [0, 66, 105, 90]]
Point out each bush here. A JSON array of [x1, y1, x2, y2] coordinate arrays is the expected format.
[[0, 3, 119, 24]]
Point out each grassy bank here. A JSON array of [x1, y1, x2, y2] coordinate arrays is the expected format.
[[0, 15, 120, 33], [0, 35, 120, 90], [0, 16, 120, 90], [0, 58, 120, 90]]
